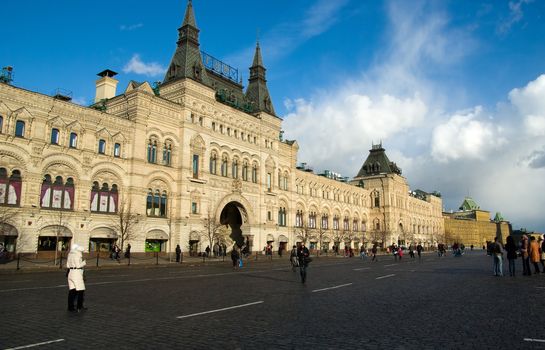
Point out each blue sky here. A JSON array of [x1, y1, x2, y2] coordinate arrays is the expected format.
[[2, 0, 545, 232]]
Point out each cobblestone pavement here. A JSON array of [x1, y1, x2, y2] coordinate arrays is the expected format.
[[1, 251, 544, 349]]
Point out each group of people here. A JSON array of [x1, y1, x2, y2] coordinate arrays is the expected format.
[[229, 244, 250, 269], [491, 234, 545, 277]]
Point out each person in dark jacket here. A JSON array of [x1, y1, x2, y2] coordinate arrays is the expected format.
[[504, 235, 517, 276], [175, 244, 182, 263], [230, 246, 240, 270]]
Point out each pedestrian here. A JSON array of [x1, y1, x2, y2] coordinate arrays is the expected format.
[[205, 245, 211, 257], [360, 245, 366, 260], [297, 242, 311, 283], [416, 243, 423, 261], [371, 244, 378, 262], [398, 246, 403, 260], [278, 246, 283, 257], [66, 243, 87, 313], [408, 245, 415, 259], [521, 235, 531, 276], [124, 243, 131, 259], [392, 244, 398, 261], [175, 244, 182, 263], [492, 237, 504, 276], [230, 246, 239, 270], [504, 235, 517, 276], [529, 236, 541, 274], [540, 235, 545, 273]]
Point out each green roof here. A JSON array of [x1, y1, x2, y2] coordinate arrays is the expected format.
[[459, 197, 479, 211]]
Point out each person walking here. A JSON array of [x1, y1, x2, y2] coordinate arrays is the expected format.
[[230, 246, 240, 270], [540, 235, 545, 273], [290, 245, 298, 271], [504, 235, 517, 277], [175, 244, 182, 263], [124, 244, 131, 259], [360, 245, 366, 260], [297, 242, 311, 283], [416, 243, 423, 261], [520, 235, 531, 276], [529, 236, 541, 274], [492, 237, 504, 276], [371, 244, 378, 262], [66, 243, 87, 313]]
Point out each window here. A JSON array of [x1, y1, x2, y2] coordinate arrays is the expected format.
[[0, 168, 22, 206], [0, 115, 3, 133], [267, 211, 272, 221], [191, 202, 198, 214], [212, 122, 216, 131], [90, 182, 118, 213], [232, 159, 238, 179], [162, 144, 171, 165], [309, 212, 316, 229], [242, 161, 248, 181], [221, 156, 228, 177], [147, 140, 157, 163], [69, 132, 78, 148], [199, 116, 203, 126], [252, 164, 257, 183], [266, 173, 272, 191], [373, 192, 380, 208], [15, 120, 25, 137], [98, 139, 106, 154], [278, 207, 287, 227], [209, 153, 217, 175], [321, 215, 329, 229], [40, 175, 74, 210], [146, 189, 168, 217], [192, 154, 199, 179], [344, 217, 350, 231], [295, 210, 303, 228], [353, 220, 359, 232], [333, 216, 339, 230], [114, 143, 121, 157], [50, 128, 59, 144]]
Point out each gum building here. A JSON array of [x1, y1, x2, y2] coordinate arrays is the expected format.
[[0, 1, 443, 257]]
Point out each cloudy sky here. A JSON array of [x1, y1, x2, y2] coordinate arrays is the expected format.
[[2, 1, 545, 231]]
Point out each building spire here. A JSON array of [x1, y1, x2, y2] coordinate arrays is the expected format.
[[163, 0, 208, 85], [245, 41, 275, 115]]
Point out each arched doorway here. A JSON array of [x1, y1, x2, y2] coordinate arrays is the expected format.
[[219, 201, 249, 249], [0, 223, 18, 258]]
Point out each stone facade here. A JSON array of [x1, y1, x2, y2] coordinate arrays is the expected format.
[[0, 2, 443, 256]]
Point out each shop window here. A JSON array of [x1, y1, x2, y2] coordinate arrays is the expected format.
[[50, 128, 60, 144], [15, 120, 25, 138], [40, 174, 74, 210], [0, 168, 22, 206], [90, 182, 118, 213]]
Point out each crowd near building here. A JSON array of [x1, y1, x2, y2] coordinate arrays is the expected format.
[[2, 1, 511, 259]]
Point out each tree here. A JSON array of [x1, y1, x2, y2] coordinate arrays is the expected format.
[[202, 210, 228, 256], [314, 225, 329, 255], [111, 198, 139, 252], [294, 220, 314, 245], [330, 229, 345, 254]]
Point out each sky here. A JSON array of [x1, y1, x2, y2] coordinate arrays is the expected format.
[[2, 0, 545, 232]]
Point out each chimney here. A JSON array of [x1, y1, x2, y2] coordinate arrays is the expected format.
[[94, 69, 118, 103]]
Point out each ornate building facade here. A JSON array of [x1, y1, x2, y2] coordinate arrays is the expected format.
[[0, 2, 443, 256]]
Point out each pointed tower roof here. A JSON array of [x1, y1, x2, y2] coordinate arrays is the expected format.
[[245, 42, 276, 115], [459, 197, 480, 211], [355, 143, 402, 177], [163, 0, 209, 85]]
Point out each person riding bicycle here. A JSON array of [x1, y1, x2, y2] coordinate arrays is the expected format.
[[297, 243, 311, 283]]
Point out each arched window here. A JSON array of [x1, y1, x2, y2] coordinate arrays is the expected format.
[[40, 174, 74, 210], [163, 144, 172, 165], [333, 216, 340, 230], [252, 164, 258, 183], [242, 161, 248, 181], [146, 188, 168, 217], [309, 212, 316, 229], [90, 182, 118, 213], [98, 139, 106, 154], [114, 143, 121, 157], [147, 140, 157, 163], [353, 219, 359, 232], [321, 214, 329, 229], [232, 159, 239, 179], [221, 156, 228, 177], [15, 120, 25, 138], [69, 132, 78, 148], [50, 128, 60, 144], [343, 217, 350, 231], [278, 207, 286, 227], [0, 168, 22, 206], [295, 210, 303, 228], [209, 153, 217, 174], [192, 154, 199, 179]]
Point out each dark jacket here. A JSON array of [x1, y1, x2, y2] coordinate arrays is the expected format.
[[504, 240, 517, 260]]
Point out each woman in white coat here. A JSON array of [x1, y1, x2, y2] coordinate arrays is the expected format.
[[66, 243, 86, 312]]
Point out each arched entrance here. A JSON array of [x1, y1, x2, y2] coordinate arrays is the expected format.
[[38, 225, 73, 257], [0, 223, 18, 257], [219, 201, 249, 249]]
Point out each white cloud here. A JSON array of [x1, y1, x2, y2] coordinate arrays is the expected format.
[[120, 23, 143, 31], [123, 54, 166, 77], [430, 107, 506, 162], [497, 0, 533, 34]]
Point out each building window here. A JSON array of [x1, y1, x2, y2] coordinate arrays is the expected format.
[[15, 120, 25, 138], [321, 215, 329, 229], [295, 210, 303, 228], [192, 154, 199, 179], [267, 211, 272, 221], [212, 122, 216, 131], [114, 143, 121, 157], [309, 212, 316, 229], [221, 156, 228, 177], [147, 140, 157, 163], [344, 217, 350, 231], [353, 220, 359, 232], [278, 207, 286, 227], [191, 202, 198, 214], [242, 161, 248, 181], [69, 132, 78, 148], [146, 189, 168, 217], [98, 139, 106, 154], [0, 115, 3, 133], [209, 153, 217, 175], [333, 216, 339, 230], [252, 165, 258, 183], [232, 159, 238, 179], [266, 173, 272, 191], [40, 175, 74, 210], [163, 144, 171, 165], [0, 168, 22, 206], [373, 192, 380, 208], [199, 116, 203, 126], [90, 182, 118, 213], [50, 128, 60, 144]]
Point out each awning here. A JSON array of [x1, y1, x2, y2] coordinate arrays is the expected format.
[[189, 231, 200, 241], [266, 234, 274, 242], [278, 234, 288, 243], [89, 227, 117, 239], [40, 225, 73, 237], [0, 224, 18, 236], [146, 229, 168, 240]]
